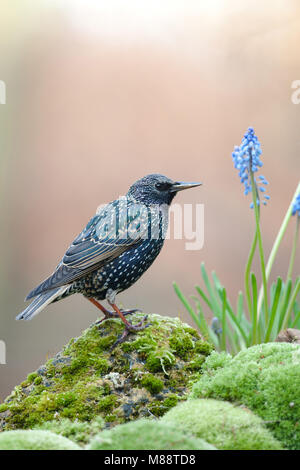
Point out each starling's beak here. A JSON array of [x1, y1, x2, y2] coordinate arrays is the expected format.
[[170, 181, 202, 192]]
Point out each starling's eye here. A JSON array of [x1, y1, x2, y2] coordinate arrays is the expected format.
[[155, 182, 172, 191]]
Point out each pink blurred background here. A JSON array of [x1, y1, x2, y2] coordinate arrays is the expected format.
[[0, 0, 299, 399]]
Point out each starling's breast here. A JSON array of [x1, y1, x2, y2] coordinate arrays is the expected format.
[[98, 237, 165, 296]]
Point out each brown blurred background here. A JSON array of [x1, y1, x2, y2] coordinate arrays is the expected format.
[[0, 0, 299, 399]]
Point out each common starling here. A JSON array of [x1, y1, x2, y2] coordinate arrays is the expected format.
[[17, 174, 201, 343]]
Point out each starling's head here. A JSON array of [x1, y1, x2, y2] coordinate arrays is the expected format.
[[127, 174, 202, 205]]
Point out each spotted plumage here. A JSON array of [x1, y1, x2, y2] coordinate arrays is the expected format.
[[17, 174, 201, 343]]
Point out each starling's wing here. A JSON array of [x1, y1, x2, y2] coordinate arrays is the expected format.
[[26, 198, 150, 299]]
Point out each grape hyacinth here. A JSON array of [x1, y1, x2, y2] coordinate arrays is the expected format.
[[232, 127, 270, 208], [292, 194, 300, 217], [211, 317, 222, 336]]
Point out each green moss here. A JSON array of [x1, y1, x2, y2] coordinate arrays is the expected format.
[[27, 372, 38, 384], [147, 402, 166, 417], [0, 404, 8, 413], [145, 349, 175, 373], [95, 358, 110, 374], [185, 355, 206, 371], [97, 395, 118, 413], [88, 419, 216, 450], [191, 343, 300, 450], [140, 374, 164, 395], [0, 430, 80, 450], [34, 417, 104, 445], [104, 414, 117, 423], [147, 394, 181, 417], [200, 350, 231, 372], [121, 335, 157, 354], [194, 340, 214, 356], [163, 395, 179, 409], [182, 326, 200, 337], [1, 314, 212, 430], [169, 332, 195, 360], [162, 399, 283, 450]]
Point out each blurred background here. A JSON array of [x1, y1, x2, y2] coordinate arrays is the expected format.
[[0, 0, 299, 399]]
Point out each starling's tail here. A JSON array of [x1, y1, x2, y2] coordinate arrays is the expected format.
[[16, 286, 69, 321], [25, 264, 82, 300]]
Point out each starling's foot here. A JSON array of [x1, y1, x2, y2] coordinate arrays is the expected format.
[[111, 315, 151, 349], [95, 308, 141, 325], [87, 297, 141, 325]]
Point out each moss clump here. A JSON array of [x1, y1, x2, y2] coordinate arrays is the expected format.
[[191, 343, 300, 450], [185, 355, 206, 371], [163, 394, 179, 409], [34, 417, 104, 446], [33, 376, 42, 386], [27, 372, 38, 383], [194, 340, 214, 356], [145, 349, 176, 373], [147, 395, 180, 418], [162, 399, 283, 450], [0, 430, 80, 450], [88, 419, 216, 450], [1, 313, 212, 431], [140, 374, 164, 395], [169, 332, 195, 360], [97, 395, 118, 413]]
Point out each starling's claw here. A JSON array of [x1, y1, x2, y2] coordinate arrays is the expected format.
[[110, 316, 151, 349], [95, 308, 140, 326], [126, 315, 150, 332], [90, 297, 149, 347], [122, 308, 142, 315]]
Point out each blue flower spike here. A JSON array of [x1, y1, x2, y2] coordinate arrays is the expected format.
[[292, 194, 300, 217], [211, 317, 222, 336], [232, 127, 270, 208]]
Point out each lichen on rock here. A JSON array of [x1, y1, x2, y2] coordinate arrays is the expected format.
[[0, 313, 213, 431]]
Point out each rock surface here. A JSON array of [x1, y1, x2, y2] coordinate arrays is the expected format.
[[275, 328, 300, 344], [0, 313, 212, 431]]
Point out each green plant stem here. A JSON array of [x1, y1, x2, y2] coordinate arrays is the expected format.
[[244, 232, 258, 320], [264, 277, 282, 342], [282, 278, 300, 330], [221, 289, 227, 351], [257, 181, 300, 318], [276, 216, 300, 329], [287, 216, 299, 281], [251, 273, 258, 345], [250, 171, 268, 323]]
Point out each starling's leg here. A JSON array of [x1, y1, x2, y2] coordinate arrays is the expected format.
[[107, 300, 150, 347], [87, 297, 140, 324]]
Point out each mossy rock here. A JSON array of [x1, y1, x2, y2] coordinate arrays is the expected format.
[[162, 399, 283, 450], [0, 430, 80, 450], [88, 418, 216, 450], [190, 343, 300, 450], [0, 313, 212, 431]]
